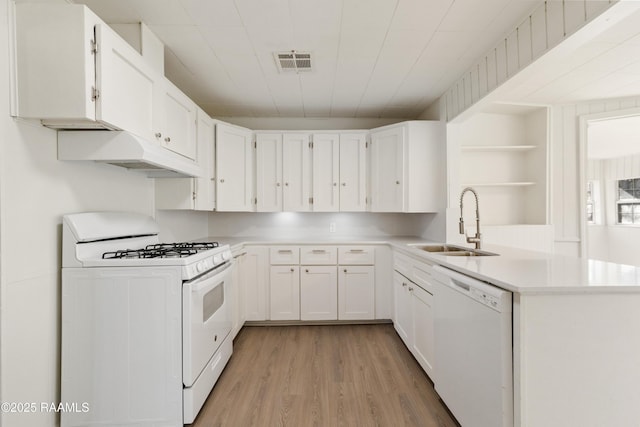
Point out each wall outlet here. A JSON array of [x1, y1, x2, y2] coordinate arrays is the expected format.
[[329, 222, 336, 233]]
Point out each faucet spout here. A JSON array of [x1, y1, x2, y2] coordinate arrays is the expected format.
[[459, 187, 481, 250]]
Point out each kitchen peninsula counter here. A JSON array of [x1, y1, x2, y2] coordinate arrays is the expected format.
[[204, 235, 640, 295]]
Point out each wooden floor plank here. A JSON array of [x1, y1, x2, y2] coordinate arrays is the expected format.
[[189, 324, 459, 427]]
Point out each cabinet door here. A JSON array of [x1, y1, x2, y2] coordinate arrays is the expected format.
[[230, 254, 241, 339], [243, 247, 268, 321], [95, 24, 157, 140], [194, 109, 215, 210], [393, 271, 412, 345], [300, 266, 337, 320], [270, 266, 300, 321], [216, 123, 254, 212], [159, 81, 197, 160], [411, 285, 435, 379], [256, 134, 283, 212], [339, 133, 368, 212], [312, 134, 340, 212], [282, 134, 311, 211], [370, 126, 405, 212], [338, 266, 374, 320]]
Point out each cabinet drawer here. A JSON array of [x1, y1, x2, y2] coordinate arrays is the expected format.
[[393, 251, 413, 278], [338, 246, 375, 265], [270, 246, 300, 265], [300, 246, 337, 265], [413, 262, 435, 294]]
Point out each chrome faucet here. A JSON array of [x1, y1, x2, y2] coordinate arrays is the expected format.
[[459, 187, 481, 250]]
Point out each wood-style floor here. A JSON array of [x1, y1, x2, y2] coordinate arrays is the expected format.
[[189, 324, 459, 427]]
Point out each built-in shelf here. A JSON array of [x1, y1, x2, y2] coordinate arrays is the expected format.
[[461, 145, 536, 152], [461, 182, 536, 187]]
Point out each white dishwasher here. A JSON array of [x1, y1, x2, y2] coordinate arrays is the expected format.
[[432, 265, 513, 427]]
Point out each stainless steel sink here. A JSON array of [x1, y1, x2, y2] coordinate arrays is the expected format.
[[408, 243, 498, 257], [408, 244, 467, 252]]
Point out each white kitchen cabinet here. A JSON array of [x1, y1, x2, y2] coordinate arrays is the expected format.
[[255, 133, 310, 211], [155, 108, 215, 210], [283, 134, 312, 211], [393, 271, 413, 344], [312, 133, 368, 212], [339, 133, 368, 211], [256, 134, 283, 212], [230, 249, 246, 339], [270, 265, 300, 321], [16, 4, 158, 140], [410, 282, 435, 378], [300, 266, 337, 321], [300, 246, 337, 265], [393, 251, 436, 380], [338, 266, 374, 320], [155, 80, 197, 160], [216, 123, 254, 212], [243, 246, 268, 321], [312, 133, 340, 212], [370, 121, 444, 212]]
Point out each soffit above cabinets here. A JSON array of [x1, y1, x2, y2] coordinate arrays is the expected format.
[[58, 0, 540, 119]]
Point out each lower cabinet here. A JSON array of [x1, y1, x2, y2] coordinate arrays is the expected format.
[[300, 266, 337, 320], [339, 266, 375, 320], [270, 265, 300, 320], [230, 251, 244, 339], [393, 252, 436, 380], [410, 283, 435, 378], [393, 271, 413, 343], [243, 246, 268, 321]]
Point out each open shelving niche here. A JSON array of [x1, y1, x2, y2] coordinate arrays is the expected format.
[[450, 104, 550, 228]]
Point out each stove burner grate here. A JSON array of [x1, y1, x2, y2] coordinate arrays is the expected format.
[[102, 242, 219, 259]]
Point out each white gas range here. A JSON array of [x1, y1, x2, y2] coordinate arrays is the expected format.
[[61, 211, 233, 426]]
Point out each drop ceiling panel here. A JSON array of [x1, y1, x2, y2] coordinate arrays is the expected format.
[[340, 0, 398, 29], [200, 26, 254, 55], [234, 0, 291, 29], [390, 0, 453, 31], [131, 0, 193, 25], [338, 30, 387, 58], [290, 0, 342, 36], [179, 0, 243, 28]]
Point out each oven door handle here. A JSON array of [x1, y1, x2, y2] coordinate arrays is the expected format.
[[188, 261, 232, 293]]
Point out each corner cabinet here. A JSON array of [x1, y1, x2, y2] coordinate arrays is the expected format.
[[155, 108, 215, 210], [216, 123, 254, 212], [370, 121, 445, 212]]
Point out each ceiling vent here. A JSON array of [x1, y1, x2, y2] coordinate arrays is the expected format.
[[274, 51, 313, 73]]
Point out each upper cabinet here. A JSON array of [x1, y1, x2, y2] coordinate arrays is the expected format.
[[313, 133, 368, 212], [155, 108, 215, 210], [16, 5, 157, 137], [370, 121, 445, 213], [216, 123, 254, 212], [255, 133, 312, 212], [155, 80, 197, 160]]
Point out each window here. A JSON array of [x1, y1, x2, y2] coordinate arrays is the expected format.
[[616, 178, 640, 225]]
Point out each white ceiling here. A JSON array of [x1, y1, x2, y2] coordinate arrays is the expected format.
[[66, 0, 542, 119], [588, 115, 640, 159]]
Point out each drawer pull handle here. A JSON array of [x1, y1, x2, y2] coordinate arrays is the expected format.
[[349, 249, 364, 253], [311, 250, 327, 254], [278, 250, 293, 253]]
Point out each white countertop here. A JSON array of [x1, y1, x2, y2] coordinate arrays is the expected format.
[[204, 235, 640, 294]]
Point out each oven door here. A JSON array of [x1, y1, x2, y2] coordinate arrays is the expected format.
[[183, 261, 232, 387]]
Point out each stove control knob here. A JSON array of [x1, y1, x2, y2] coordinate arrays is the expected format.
[[196, 262, 205, 273]]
